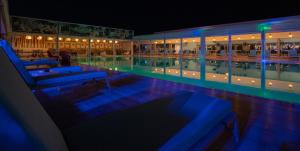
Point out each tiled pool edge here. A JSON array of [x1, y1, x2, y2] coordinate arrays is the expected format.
[[80, 62, 300, 104], [119, 67, 300, 104]]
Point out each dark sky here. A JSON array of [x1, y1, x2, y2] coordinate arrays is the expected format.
[[9, 0, 300, 35]]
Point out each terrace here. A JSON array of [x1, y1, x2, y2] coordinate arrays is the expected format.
[[1, 0, 300, 151]]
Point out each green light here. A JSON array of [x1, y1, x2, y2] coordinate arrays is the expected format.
[[257, 24, 272, 31]]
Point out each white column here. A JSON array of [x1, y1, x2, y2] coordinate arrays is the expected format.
[[112, 39, 116, 56], [0, 5, 2, 38], [163, 36, 166, 75], [130, 41, 134, 57], [130, 41, 134, 70], [138, 40, 141, 65], [180, 38, 183, 77], [200, 35, 206, 81], [228, 34, 232, 84], [56, 24, 60, 54], [88, 36, 92, 65], [261, 30, 266, 90]]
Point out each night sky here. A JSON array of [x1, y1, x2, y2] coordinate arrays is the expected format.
[[9, 0, 300, 35]]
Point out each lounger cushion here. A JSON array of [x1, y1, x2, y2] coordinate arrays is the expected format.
[[159, 93, 232, 151], [29, 66, 82, 77], [36, 71, 108, 86], [22, 59, 59, 66]]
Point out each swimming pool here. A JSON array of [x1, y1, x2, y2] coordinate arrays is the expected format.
[[76, 56, 300, 103]]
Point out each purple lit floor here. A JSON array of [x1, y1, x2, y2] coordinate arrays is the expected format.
[[34, 70, 300, 151]]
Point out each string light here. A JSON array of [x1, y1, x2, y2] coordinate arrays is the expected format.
[[25, 35, 32, 40], [47, 37, 54, 41], [37, 36, 43, 40]]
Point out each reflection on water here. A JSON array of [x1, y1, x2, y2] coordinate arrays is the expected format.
[[76, 56, 300, 95]]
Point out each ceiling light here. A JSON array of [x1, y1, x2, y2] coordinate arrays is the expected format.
[[268, 34, 272, 38]]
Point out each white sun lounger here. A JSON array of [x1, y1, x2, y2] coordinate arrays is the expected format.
[[0, 40, 110, 88]]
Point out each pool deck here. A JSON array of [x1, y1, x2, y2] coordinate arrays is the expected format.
[[34, 68, 300, 151]]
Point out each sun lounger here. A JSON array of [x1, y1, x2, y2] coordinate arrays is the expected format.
[[0, 45, 69, 151], [287, 49, 298, 58], [64, 92, 239, 151], [161, 93, 238, 151], [218, 50, 226, 56], [22, 58, 59, 66], [1, 40, 83, 77], [249, 50, 257, 57], [0, 40, 110, 89]]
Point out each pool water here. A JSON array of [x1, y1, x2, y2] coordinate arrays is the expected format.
[[76, 56, 300, 103]]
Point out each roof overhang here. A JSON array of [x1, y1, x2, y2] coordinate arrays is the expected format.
[[134, 15, 300, 40]]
